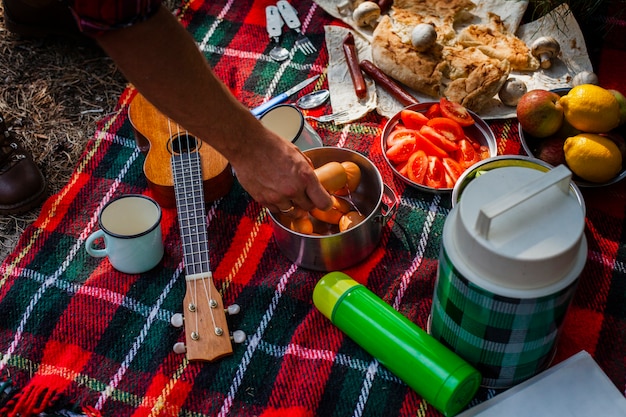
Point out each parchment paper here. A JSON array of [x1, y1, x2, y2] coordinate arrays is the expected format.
[[318, 1, 592, 122]]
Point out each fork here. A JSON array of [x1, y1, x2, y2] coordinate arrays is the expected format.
[[276, 0, 316, 55], [305, 110, 349, 123]]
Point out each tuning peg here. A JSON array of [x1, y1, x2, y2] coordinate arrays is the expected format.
[[231, 330, 246, 344], [170, 313, 184, 328], [173, 342, 186, 354], [225, 304, 241, 315]]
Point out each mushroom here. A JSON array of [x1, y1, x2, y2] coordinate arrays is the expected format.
[[572, 71, 599, 86], [498, 78, 527, 107], [352, 1, 381, 28], [531, 36, 561, 69], [411, 23, 437, 52]]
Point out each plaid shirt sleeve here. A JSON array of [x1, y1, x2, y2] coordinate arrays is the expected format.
[[64, 0, 162, 35]]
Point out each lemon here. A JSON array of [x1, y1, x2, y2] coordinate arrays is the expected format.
[[559, 84, 621, 133], [564, 133, 622, 183]]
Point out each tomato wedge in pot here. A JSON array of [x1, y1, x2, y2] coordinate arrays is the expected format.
[[414, 131, 449, 159], [386, 127, 417, 148], [400, 109, 429, 130], [425, 103, 441, 119], [407, 150, 428, 184], [455, 139, 481, 168], [426, 117, 465, 142], [439, 97, 475, 127], [419, 125, 459, 152], [386, 136, 416, 163], [425, 156, 445, 188], [442, 157, 464, 184]]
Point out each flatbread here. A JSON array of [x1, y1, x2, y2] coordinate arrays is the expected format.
[[371, 15, 445, 97], [370, 3, 537, 112], [442, 45, 511, 110], [456, 13, 539, 71]]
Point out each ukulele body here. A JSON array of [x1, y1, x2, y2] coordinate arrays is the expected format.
[[128, 92, 234, 208]]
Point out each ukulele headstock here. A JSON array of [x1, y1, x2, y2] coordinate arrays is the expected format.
[[171, 273, 245, 362]]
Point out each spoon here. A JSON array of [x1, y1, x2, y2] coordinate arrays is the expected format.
[[269, 37, 289, 62], [297, 89, 330, 109]]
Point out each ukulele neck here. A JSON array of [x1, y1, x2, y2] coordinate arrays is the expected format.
[[171, 144, 233, 361]]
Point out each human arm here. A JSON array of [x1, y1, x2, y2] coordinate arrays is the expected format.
[[91, 5, 331, 214]]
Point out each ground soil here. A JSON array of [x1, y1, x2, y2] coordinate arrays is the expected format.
[[0, 2, 178, 261]]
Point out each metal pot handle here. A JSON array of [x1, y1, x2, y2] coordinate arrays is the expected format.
[[380, 183, 398, 224]]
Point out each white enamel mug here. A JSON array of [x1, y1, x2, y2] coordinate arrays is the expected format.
[[259, 104, 323, 150], [86, 194, 164, 274]]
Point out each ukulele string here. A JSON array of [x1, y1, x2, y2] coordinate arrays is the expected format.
[[187, 128, 219, 333], [168, 118, 200, 336]]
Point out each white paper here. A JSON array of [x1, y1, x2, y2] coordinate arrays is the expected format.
[[458, 351, 626, 417]]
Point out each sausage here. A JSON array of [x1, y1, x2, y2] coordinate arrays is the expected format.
[[335, 161, 361, 196], [310, 196, 352, 225], [359, 60, 419, 107], [314, 161, 347, 193], [342, 33, 368, 99]]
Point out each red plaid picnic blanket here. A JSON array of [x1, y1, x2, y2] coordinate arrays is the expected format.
[[1, 1, 624, 416]]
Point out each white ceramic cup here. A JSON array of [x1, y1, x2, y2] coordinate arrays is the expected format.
[[86, 194, 164, 274], [259, 104, 323, 150]]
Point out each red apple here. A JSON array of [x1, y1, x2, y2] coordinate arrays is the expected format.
[[536, 136, 566, 166], [517, 90, 564, 138]]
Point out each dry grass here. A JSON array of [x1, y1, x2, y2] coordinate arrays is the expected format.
[[0, 2, 181, 261], [0, 9, 129, 260]]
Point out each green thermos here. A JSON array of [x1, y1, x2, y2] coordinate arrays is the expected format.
[[313, 272, 481, 416]]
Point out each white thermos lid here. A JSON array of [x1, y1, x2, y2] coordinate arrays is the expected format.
[[454, 165, 587, 291]]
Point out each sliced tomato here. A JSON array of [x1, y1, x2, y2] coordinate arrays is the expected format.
[[444, 173, 456, 189], [455, 139, 481, 168], [427, 117, 465, 141], [396, 160, 409, 176], [386, 127, 417, 148], [442, 157, 464, 185], [407, 150, 428, 184], [425, 103, 442, 119], [419, 125, 459, 152], [425, 156, 445, 188], [414, 131, 449, 159], [479, 145, 491, 160], [400, 109, 429, 130], [386, 137, 416, 163], [439, 97, 475, 127]]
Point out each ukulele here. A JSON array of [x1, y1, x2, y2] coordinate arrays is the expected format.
[[129, 92, 243, 361], [128, 92, 233, 209]]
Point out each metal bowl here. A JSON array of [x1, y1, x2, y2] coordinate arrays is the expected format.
[[519, 88, 626, 188], [268, 147, 398, 271], [381, 102, 498, 193]]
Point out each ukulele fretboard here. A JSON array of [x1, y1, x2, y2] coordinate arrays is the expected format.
[[171, 150, 210, 276]]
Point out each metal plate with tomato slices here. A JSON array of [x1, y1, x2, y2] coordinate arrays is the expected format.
[[381, 101, 497, 193]]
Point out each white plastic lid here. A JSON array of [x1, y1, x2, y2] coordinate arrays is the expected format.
[[454, 165, 586, 290]]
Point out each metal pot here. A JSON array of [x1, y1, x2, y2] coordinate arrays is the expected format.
[[268, 147, 397, 271]]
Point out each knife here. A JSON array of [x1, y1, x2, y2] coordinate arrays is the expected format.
[[251, 75, 320, 117]]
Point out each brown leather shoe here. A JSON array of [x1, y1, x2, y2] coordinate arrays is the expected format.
[[2, 0, 81, 38], [0, 114, 47, 214]]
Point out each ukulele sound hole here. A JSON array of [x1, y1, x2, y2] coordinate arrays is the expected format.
[[170, 133, 200, 155]]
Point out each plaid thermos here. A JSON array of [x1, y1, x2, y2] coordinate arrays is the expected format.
[[430, 162, 587, 389]]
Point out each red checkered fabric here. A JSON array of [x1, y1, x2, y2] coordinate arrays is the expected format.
[[1, 1, 624, 416]]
